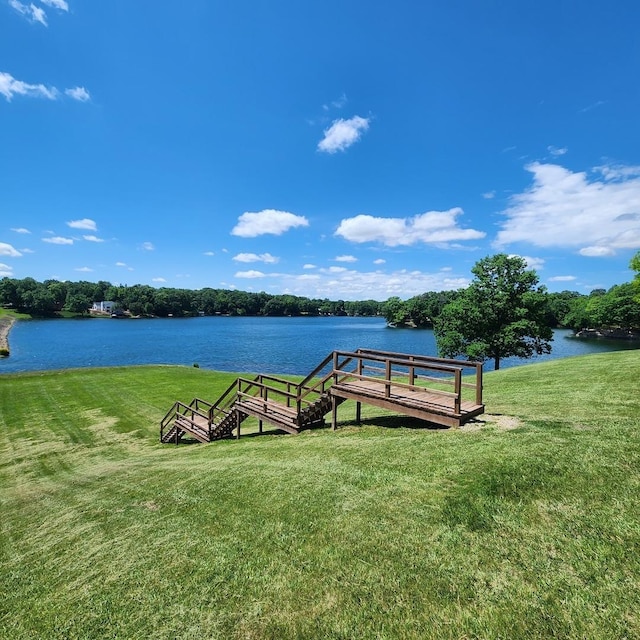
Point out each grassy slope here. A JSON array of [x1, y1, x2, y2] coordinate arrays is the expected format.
[[1, 352, 639, 639]]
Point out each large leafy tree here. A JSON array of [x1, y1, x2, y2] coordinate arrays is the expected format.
[[434, 254, 552, 370]]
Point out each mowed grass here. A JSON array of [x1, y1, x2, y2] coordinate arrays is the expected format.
[[1, 352, 640, 639]]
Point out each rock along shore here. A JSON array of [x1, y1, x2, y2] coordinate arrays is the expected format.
[[0, 316, 15, 355]]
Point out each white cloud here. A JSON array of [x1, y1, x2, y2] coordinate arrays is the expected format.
[[67, 218, 97, 231], [0, 263, 13, 277], [75, 266, 93, 272], [115, 262, 127, 267], [83, 235, 103, 243], [335, 255, 357, 263], [335, 208, 485, 247], [43, 236, 73, 245], [482, 191, 496, 199], [317, 115, 370, 153], [548, 275, 577, 282], [152, 277, 166, 283], [0, 71, 57, 101], [11, 227, 30, 234], [232, 252, 279, 264], [235, 270, 266, 278], [303, 263, 316, 269], [203, 251, 215, 256], [510, 254, 545, 271], [231, 209, 309, 237], [65, 86, 90, 102], [9, 1, 47, 25], [0, 242, 23, 257], [579, 246, 616, 257], [21, 248, 34, 254], [141, 242, 155, 251], [547, 145, 568, 157], [278, 267, 471, 300], [496, 162, 640, 255], [373, 258, 386, 265], [40, 0, 69, 10]]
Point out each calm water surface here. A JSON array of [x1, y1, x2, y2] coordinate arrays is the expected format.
[[1, 316, 638, 376]]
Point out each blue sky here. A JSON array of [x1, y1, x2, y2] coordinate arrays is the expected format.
[[2, 1, 640, 301]]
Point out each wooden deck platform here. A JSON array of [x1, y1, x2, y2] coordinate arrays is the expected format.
[[161, 348, 485, 444], [331, 378, 484, 428]]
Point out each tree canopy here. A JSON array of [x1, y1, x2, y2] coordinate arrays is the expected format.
[[434, 254, 553, 369]]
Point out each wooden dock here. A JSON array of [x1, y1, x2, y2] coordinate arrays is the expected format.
[[160, 348, 484, 444]]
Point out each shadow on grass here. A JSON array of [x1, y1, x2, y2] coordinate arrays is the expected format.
[[340, 414, 450, 431]]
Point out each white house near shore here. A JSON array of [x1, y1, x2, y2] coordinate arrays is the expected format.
[[92, 301, 116, 314]]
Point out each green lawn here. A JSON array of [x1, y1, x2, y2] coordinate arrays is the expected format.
[[1, 352, 639, 639]]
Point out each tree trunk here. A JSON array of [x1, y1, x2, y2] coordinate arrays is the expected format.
[[494, 356, 500, 370]]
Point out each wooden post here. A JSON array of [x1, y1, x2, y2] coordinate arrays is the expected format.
[[476, 363, 483, 406], [355, 401, 361, 425], [259, 419, 263, 434], [332, 395, 338, 431], [409, 356, 415, 387], [454, 369, 462, 415], [385, 359, 391, 398], [236, 409, 241, 439]]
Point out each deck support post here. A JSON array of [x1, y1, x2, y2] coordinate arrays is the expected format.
[[332, 395, 338, 431], [355, 401, 361, 425], [259, 419, 263, 434], [236, 409, 241, 439]]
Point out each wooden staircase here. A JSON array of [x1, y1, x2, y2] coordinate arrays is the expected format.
[[160, 349, 485, 444]]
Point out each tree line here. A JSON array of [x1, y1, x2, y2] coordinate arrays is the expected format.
[[0, 277, 383, 318]]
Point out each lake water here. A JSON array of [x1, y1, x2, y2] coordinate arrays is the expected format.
[[1, 316, 638, 376]]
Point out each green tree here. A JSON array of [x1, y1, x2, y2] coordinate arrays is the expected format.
[[64, 294, 92, 315], [382, 297, 409, 326], [631, 251, 640, 303], [434, 254, 552, 370]]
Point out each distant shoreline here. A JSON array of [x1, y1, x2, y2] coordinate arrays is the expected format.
[[0, 316, 16, 355]]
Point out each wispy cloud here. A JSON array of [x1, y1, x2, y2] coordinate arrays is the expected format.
[[67, 218, 97, 231], [235, 270, 266, 278], [579, 100, 606, 113], [40, 0, 69, 10], [317, 115, 370, 153], [0, 242, 22, 257], [334, 255, 357, 263], [83, 235, 104, 243], [152, 277, 166, 283], [495, 162, 640, 256], [335, 208, 485, 247], [9, 0, 47, 26], [141, 242, 155, 251], [547, 145, 568, 157], [42, 236, 73, 245], [482, 191, 496, 199], [65, 86, 90, 102], [203, 251, 215, 256], [231, 209, 309, 238], [232, 252, 279, 264], [1, 71, 90, 103], [75, 266, 93, 272], [11, 227, 31, 234], [548, 275, 577, 282], [0, 71, 57, 101]]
